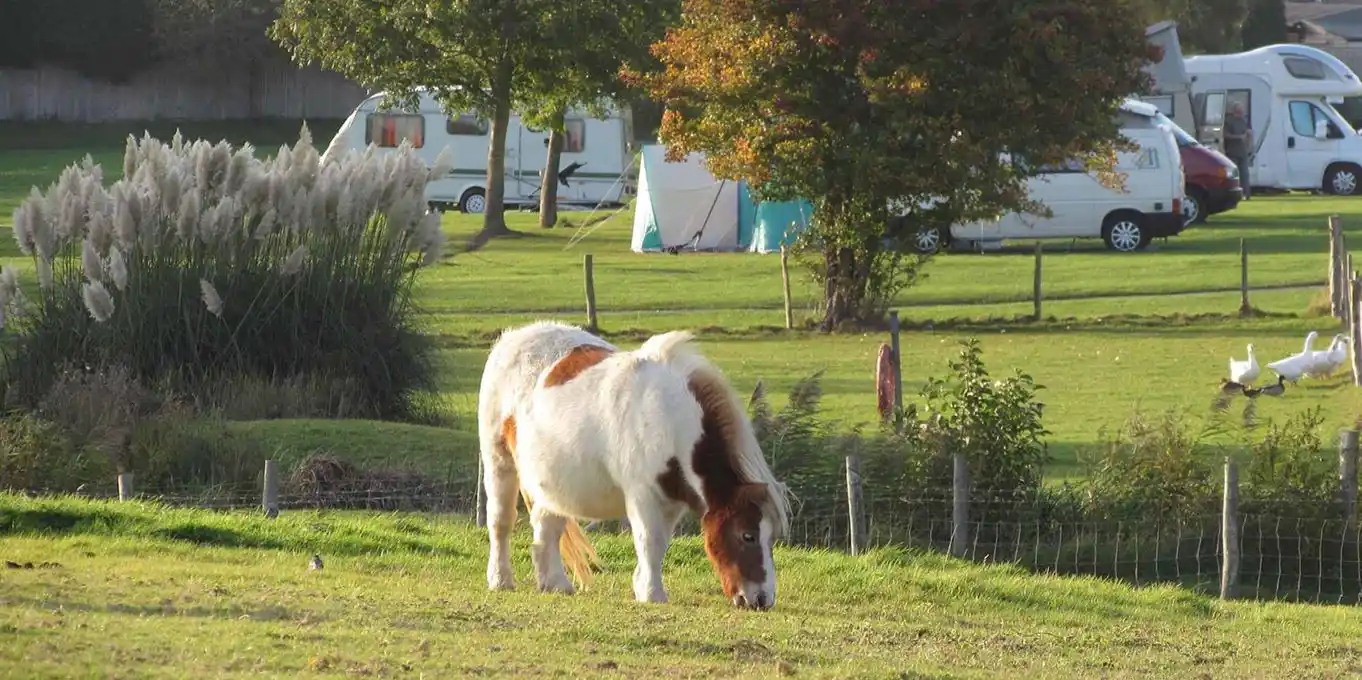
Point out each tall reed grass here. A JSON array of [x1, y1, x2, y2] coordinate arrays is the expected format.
[[6, 125, 449, 421]]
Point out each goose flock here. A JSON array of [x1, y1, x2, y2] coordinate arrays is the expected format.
[[1217, 331, 1352, 409]]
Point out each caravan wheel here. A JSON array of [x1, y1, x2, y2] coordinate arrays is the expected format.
[[459, 188, 487, 214]]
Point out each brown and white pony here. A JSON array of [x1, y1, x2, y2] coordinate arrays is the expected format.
[[476, 321, 791, 609]]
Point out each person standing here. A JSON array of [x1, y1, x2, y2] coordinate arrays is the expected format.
[[1224, 103, 1253, 200]]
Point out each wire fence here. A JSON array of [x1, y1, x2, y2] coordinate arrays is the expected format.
[[24, 439, 1361, 607]]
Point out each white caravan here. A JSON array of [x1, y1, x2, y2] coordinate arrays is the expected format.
[[322, 89, 635, 213], [1140, 20, 1227, 152], [1184, 44, 1362, 195], [912, 99, 1185, 253]]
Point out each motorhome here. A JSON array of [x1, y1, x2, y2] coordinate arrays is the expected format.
[[1183, 44, 1362, 195], [322, 89, 635, 213], [909, 99, 1186, 253]]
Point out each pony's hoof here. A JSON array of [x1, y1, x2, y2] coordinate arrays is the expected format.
[[537, 580, 576, 595], [635, 590, 668, 604], [488, 571, 516, 591]]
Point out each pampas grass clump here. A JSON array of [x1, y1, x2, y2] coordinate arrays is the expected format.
[[6, 125, 450, 420]]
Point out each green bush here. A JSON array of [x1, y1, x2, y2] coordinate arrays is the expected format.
[[5, 127, 447, 421], [1079, 410, 1221, 521], [0, 413, 111, 492]]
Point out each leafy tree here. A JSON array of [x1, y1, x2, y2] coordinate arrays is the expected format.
[[1134, 0, 1248, 54], [272, 0, 551, 240], [1241, 0, 1286, 50], [633, 0, 1155, 329], [517, 0, 679, 228]]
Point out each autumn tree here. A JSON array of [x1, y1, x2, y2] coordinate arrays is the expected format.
[[635, 0, 1154, 329]]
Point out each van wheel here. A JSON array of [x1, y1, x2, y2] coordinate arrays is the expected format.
[[1182, 187, 1207, 226], [459, 188, 487, 214], [914, 225, 945, 254], [1102, 213, 1148, 252], [1325, 164, 1361, 196]]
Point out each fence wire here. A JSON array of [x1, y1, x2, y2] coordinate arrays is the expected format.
[[13, 475, 1362, 605]]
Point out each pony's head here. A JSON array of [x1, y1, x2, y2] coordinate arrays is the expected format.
[[701, 482, 779, 610]]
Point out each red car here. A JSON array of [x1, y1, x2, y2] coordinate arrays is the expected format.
[[1158, 112, 1243, 226]]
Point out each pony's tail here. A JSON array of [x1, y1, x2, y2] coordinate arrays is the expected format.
[[635, 330, 707, 377], [519, 489, 600, 589], [559, 520, 600, 589]]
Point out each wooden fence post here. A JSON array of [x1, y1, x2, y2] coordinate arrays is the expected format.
[[780, 245, 793, 330], [1330, 216, 1344, 319], [888, 310, 903, 413], [117, 472, 133, 502], [1220, 457, 1240, 600], [1033, 242, 1043, 321], [262, 460, 279, 517], [1239, 238, 1251, 316], [845, 454, 866, 556], [583, 254, 598, 333], [1352, 275, 1362, 387], [950, 453, 970, 559]]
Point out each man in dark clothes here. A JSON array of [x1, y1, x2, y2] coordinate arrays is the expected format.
[[1224, 102, 1252, 199]]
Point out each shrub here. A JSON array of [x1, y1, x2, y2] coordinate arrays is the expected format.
[[0, 413, 110, 492], [1078, 409, 1221, 521], [894, 338, 1050, 503], [6, 127, 448, 421]]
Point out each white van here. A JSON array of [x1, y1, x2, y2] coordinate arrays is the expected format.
[[910, 99, 1186, 253], [321, 89, 635, 213], [1184, 44, 1362, 195]]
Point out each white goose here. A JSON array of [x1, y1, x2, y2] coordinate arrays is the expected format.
[[1267, 331, 1321, 383], [1229, 343, 1260, 384], [1306, 334, 1350, 379]]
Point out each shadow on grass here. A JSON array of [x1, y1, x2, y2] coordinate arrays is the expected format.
[[0, 495, 472, 558]]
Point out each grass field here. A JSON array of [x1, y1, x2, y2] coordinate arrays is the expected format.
[[5, 120, 1362, 483], [3, 493, 1361, 679]]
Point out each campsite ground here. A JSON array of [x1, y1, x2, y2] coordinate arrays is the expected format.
[[1, 120, 1361, 482], [3, 493, 1361, 679]]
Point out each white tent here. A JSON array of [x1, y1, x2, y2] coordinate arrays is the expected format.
[[630, 145, 743, 252]]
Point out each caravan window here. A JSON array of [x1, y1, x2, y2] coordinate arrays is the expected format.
[[564, 119, 586, 153], [1284, 56, 1326, 81], [365, 113, 425, 148], [447, 114, 489, 136]]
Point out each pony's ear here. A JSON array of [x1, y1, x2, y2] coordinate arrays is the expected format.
[[736, 482, 769, 507]]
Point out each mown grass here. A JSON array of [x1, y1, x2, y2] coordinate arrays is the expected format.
[[4, 120, 1362, 482], [2, 493, 1361, 679]]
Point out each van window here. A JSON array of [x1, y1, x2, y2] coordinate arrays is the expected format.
[[1284, 56, 1326, 80], [1022, 157, 1085, 173], [447, 114, 489, 136], [365, 113, 425, 148], [564, 119, 586, 153], [1289, 100, 1335, 137]]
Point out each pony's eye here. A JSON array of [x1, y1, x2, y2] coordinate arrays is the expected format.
[[741, 532, 756, 543]]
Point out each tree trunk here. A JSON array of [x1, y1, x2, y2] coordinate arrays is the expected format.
[[539, 108, 566, 229], [480, 60, 515, 237], [820, 246, 865, 331]]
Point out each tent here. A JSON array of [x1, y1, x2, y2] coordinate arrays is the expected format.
[[630, 145, 812, 254]]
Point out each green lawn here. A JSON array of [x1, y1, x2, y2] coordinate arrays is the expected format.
[[2, 493, 1360, 679], [4, 121, 1362, 481]]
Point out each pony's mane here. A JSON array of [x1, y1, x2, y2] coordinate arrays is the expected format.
[[636, 331, 792, 536]]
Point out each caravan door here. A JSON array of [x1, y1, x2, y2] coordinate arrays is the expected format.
[[1198, 90, 1227, 152]]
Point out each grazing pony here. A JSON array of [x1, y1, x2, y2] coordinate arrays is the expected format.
[[476, 321, 791, 609]]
